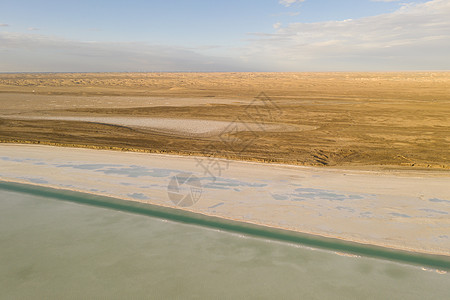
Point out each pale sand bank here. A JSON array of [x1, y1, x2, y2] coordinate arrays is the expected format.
[[3, 116, 306, 137], [0, 144, 449, 256]]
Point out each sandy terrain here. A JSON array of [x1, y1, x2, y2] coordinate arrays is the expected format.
[[3, 116, 304, 137], [1, 72, 449, 170], [0, 93, 256, 115], [1, 144, 449, 256]]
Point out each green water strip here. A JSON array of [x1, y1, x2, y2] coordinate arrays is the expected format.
[[1, 180, 449, 270]]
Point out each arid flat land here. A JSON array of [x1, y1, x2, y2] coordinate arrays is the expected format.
[[0, 72, 449, 171]]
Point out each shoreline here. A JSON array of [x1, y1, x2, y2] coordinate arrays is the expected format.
[[1, 144, 449, 258], [2, 140, 449, 174], [1, 179, 449, 271]]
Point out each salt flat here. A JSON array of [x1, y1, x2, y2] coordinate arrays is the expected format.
[[1, 144, 449, 256]]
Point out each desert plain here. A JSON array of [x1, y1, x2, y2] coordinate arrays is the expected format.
[[0, 72, 449, 171]]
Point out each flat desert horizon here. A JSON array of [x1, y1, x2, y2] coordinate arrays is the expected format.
[[1, 71, 449, 171]]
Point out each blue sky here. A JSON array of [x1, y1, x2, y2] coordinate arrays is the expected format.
[[0, 0, 448, 72]]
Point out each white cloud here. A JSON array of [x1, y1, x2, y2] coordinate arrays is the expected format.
[[273, 22, 282, 29], [245, 0, 450, 70], [279, 0, 305, 7], [0, 24, 8, 27]]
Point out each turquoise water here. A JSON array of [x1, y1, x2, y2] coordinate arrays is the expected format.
[[0, 184, 449, 299]]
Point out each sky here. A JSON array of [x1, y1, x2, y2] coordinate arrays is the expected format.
[[0, 0, 449, 72]]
